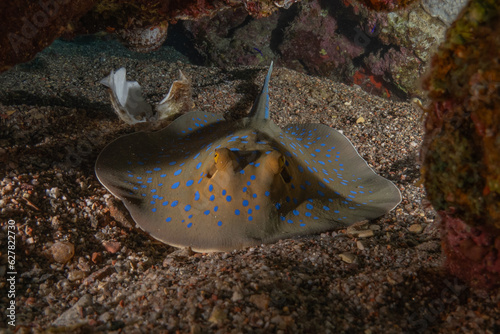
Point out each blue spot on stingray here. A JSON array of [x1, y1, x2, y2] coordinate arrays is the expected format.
[[166, 217, 172, 222], [162, 201, 169, 206], [186, 180, 194, 187], [242, 187, 247, 193], [209, 184, 214, 192], [174, 169, 182, 176], [305, 212, 311, 217], [171, 201, 178, 207], [152, 208, 157, 212], [222, 189, 227, 195], [265, 191, 270, 197], [287, 219, 293, 224], [323, 206, 330, 211], [255, 163, 261, 167], [235, 209, 240, 215], [253, 193, 257, 198], [242, 200, 249, 207], [209, 195, 215, 201], [293, 210, 299, 216], [169, 161, 176, 166], [196, 162, 202, 169], [248, 216, 253, 221], [187, 223, 193, 228], [217, 221, 222, 226], [161, 174, 166, 178], [306, 203, 313, 210], [255, 205, 260, 210], [151, 189, 157, 193], [204, 210, 210, 215], [248, 208, 253, 214], [214, 206, 219, 212], [226, 196, 232, 202], [275, 203, 281, 210], [172, 182, 180, 189]]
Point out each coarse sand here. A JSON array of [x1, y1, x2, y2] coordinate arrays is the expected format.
[[0, 37, 499, 333]]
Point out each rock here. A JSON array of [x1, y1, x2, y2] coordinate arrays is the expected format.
[[249, 294, 270, 310], [422, 0, 500, 288], [231, 289, 244, 302], [408, 224, 423, 233], [208, 306, 227, 325], [67, 270, 86, 282], [52, 294, 93, 327], [348, 229, 374, 238], [50, 242, 74, 264], [102, 240, 121, 254], [339, 252, 356, 264], [83, 266, 116, 286]]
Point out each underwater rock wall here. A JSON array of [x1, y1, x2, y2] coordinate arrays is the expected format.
[[422, 0, 500, 288], [0, 0, 282, 72], [183, 0, 464, 99], [0, 0, 468, 100], [0, 0, 97, 72]]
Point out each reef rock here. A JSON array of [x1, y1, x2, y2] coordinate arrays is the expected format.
[[422, 0, 500, 288], [183, 0, 460, 99], [0, 0, 283, 72]]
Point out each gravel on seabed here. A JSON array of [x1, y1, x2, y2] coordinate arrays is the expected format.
[[0, 37, 499, 333]]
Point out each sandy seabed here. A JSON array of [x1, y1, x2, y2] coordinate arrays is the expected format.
[[0, 36, 499, 333]]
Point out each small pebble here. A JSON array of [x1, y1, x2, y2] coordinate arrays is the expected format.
[[50, 241, 74, 263], [208, 306, 227, 324], [409, 224, 423, 234], [339, 252, 356, 264], [249, 294, 270, 310], [103, 240, 121, 254], [68, 270, 86, 281]]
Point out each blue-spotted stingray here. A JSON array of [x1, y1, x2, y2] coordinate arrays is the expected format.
[[96, 63, 401, 252]]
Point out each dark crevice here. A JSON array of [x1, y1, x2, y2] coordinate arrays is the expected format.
[[270, 3, 301, 55], [227, 14, 253, 38], [164, 22, 205, 65]]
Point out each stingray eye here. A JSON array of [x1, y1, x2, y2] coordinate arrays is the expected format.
[[214, 152, 219, 164], [278, 155, 285, 171], [279, 158, 291, 183]]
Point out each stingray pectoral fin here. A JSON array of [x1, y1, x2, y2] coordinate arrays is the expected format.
[[279, 122, 401, 227]]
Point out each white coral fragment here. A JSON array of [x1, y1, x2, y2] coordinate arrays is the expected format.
[[100, 68, 152, 125], [100, 68, 191, 128]]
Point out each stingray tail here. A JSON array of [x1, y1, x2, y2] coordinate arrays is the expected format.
[[250, 61, 274, 120]]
